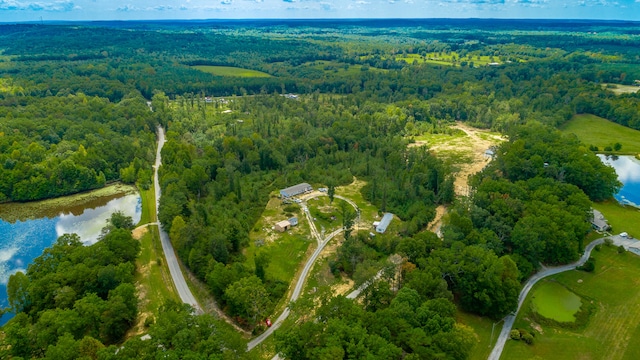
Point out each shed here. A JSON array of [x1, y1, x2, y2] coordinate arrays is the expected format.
[[275, 220, 291, 232], [591, 209, 610, 232], [376, 213, 394, 233], [289, 217, 299, 226], [280, 183, 313, 198]]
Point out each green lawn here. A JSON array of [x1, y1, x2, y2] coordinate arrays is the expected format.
[[531, 281, 582, 322], [192, 65, 272, 78], [307, 196, 346, 235], [560, 114, 640, 155], [503, 245, 640, 360]]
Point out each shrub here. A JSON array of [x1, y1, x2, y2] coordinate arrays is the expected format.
[[522, 332, 534, 345], [605, 238, 613, 247], [618, 245, 626, 254], [594, 244, 602, 252], [510, 329, 521, 340], [577, 257, 595, 272]]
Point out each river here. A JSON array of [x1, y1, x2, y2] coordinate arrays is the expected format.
[[598, 154, 640, 208], [0, 189, 141, 323]]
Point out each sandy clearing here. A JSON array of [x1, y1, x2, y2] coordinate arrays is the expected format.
[[412, 122, 506, 231]]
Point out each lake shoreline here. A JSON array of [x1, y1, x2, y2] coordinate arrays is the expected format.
[[0, 183, 138, 223]]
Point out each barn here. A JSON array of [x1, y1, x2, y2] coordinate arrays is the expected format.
[[280, 183, 313, 198], [376, 213, 394, 233], [275, 220, 291, 232]]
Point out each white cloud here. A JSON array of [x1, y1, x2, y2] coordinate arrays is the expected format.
[[0, 0, 75, 11]]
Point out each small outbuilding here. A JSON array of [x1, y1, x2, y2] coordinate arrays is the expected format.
[[591, 209, 611, 232], [275, 220, 291, 232], [280, 183, 313, 198], [376, 213, 394, 234]]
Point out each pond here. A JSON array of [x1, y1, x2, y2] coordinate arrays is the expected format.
[[598, 155, 640, 208], [0, 188, 141, 323], [532, 281, 582, 323]]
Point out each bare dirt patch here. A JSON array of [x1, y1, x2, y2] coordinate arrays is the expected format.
[[132, 225, 149, 240], [332, 278, 355, 297]]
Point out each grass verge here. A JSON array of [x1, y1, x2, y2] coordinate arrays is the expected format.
[[560, 114, 640, 154]]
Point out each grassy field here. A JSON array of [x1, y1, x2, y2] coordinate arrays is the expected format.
[[531, 281, 582, 322], [560, 114, 640, 155], [137, 187, 156, 226], [192, 65, 272, 77], [602, 83, 640, 95], [306, 196, 346, 235], [457, 310, 496, 360], [503, 244, 640, 360], [303, 60, 386, 76]]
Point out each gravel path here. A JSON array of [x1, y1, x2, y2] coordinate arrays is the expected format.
[[153, 126, 202, 314]]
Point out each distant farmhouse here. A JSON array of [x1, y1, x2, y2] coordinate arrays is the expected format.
[[591, 209, 611, 232], [280, 183, 313, 198], [375, 213, 394, 233]]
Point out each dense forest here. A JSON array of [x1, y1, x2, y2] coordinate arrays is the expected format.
[[0, 19, 638, 359]]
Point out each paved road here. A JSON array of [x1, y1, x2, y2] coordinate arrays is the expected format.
[[488, 237, 606, 360], [248, 194, 358, 351], [153, 126, 202, 314]]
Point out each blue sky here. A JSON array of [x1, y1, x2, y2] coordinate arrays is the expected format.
[[1, 0, 639, 22]]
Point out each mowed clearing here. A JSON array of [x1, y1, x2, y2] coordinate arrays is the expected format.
[[602, 83, 640, 95], [504, 245, 640, 360], [411, 122, 505, 196], [560, 114, 640, 154], [192, 65, 272, 77]]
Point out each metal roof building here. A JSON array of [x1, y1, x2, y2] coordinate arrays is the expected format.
[[591, 209, 610, 232], [376, 213, 394, 233], [280, 183, 313, 198]]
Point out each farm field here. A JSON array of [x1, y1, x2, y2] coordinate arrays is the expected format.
[[192, 65, 272, 77], [560, 114, 640, 154], [503, 245, 640, 360]]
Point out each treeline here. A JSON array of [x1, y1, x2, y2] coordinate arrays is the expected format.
[[1, 214, 139, 358], [0, 91, 156, 202], [156, 92, 451, 326]]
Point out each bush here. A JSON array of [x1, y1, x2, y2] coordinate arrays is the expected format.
[[522, 332, 534, 345], [577, 257, 595, 272], [618, 245, 626, 254], [510, 329, 521, 340], [605, 238, 613, 247], [594, 244, 602, 252]]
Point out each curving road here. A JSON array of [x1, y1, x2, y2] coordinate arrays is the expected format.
[[488, 237, 606, 360], [153, 126, 202, 314]]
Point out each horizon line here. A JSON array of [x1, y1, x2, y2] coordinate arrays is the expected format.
[[2, 17, 640, 25]]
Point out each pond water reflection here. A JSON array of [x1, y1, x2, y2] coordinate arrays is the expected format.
[[598, 154, 640, 208], [0, 193, 141, 320]]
